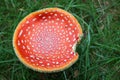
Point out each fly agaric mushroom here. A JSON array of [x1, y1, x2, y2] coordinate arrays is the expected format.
[[13, 8, 83, 72]]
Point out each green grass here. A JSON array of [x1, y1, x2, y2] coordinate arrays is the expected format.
[[0, 0, 120, 80]]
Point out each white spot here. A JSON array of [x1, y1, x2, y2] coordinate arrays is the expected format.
[[48, 21, 51, 23], [61, 22, 63, 24], [55, 22, 58, 25], [36, 57, 40, 60], [27, 45, 30, 50], [42, 16, 46, 19], [52, 61, 55, 64], [35, 54, 38, 56], [66, 37, 69, 41], [56, 18, 59, 21], [50, 13, 53, 15], [70, 52, 73, 54], [68, 58, 72, 60], [26, 27, 30, 31], [69, 32, 72, 35], [21, 40, 24, 43], [22, 45, 25, 49], [73, 34, 76, 37], [67, 39, 70, 42], [31, 59, 34, 62], [24, 40, 26, 43], [33, 29, 35, 32], [54, 28, 56, 31], [64, 59, 67, 62], [18, 30, 23, 37], [58, 47, 61, 50], [57, 30, 60, 32], [28, 31, 31, 35], [39, 14, 42, 16], [41, 23, 44, 26], [72, 20, 75, 23], [30, 37, 32, 40], [52, 26, 54, 28], [70, 23, 73, 26], [68, 28, 71, 30], [39, 61, 43, 64], [33, 49, 37, 52], [56, 62, 59, 64], [60, 14, 63, 16], [66, 56, 70, 58], [32, 45, 34, 48], [60, 26, 63, 28], [18, 40, 20, 46], [41, 65, 44, 66], [67, 50, 70, 53], [33, 64, 35, 65], [44, 19, 47, 21], [64, 17, 68, 20], [45, 11, 48, 14], [73, 38, 76, 42], [32, 24, 35, 27], [75, 27, 77, 30], [57, 56, 60, 59], [58, 38, 60, 41], [30, 55, 35, 58], [49, 29, 52, 32], [48, 16, 51, 19], [28, 26, 30, 29], [26, 21, 29, 24], [47, 63, 50, 66], [70, 44, 72, 47], [74, 53, 76, 56], [66, 30, 68, 33], [59, 33, 62, 35], [68, 20, 71, 23], [46, 57, 50, 59], [25, 50, 27, 53], [52, 10, 56, 12], [54, 14, 57, 16], [62, 19, 64, 22], [41, 51, 44, 54], [21, 24, 24, 27], [63, 32, 65, 34], [52, 55, 55, 58], [72, 30, 74, 33], [36, 63, 39, 66], [25, 57, 29, 59], [32, 18, 37, 21], [51, 20, 54, 23], [67, 15, 70, 18], [65, 25, 68, 27], [28, 27, 30, 29]]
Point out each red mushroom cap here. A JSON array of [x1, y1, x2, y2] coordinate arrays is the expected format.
[[13, 8, 83, 72]]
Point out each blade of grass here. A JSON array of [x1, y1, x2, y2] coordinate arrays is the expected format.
[[63, 71, 68, 80]]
